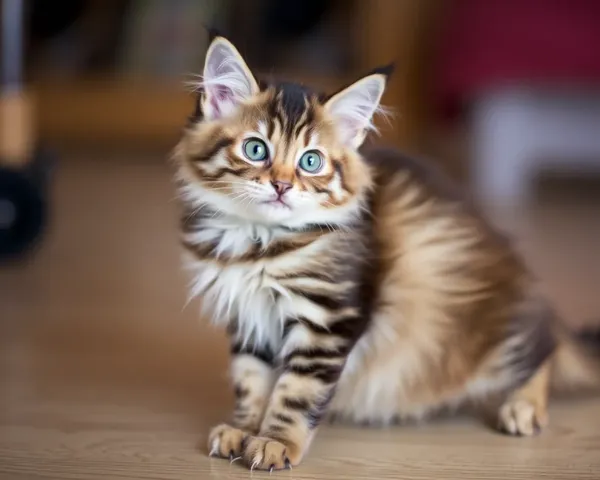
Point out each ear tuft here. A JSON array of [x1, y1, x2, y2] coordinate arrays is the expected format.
[[325, 73, 388, 148], [369, 63, 395, 79], [199, 37, 258, 120], [204, 25, 224, 43]]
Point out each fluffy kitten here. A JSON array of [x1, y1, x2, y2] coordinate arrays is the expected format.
[[173, 35, 600, 471]]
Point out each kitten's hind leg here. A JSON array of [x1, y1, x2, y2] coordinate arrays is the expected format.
[[497, 360, 551, 436]]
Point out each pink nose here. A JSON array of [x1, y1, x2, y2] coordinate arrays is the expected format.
[[271, 180, 292, 196]]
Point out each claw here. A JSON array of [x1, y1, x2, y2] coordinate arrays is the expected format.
[[208, 447, 218, 458], [230, 456, 242, 465], [251, 460, 259, 472], [285, 458, 292, 470], [228, 450, 234, 461], [269, 464, 275, 475]]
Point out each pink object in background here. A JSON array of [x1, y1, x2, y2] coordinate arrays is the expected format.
[[431, 0, 600, 208], [433, 0, 600, 120]]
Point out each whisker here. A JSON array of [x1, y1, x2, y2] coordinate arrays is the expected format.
[[206, 183, 266, 193], [231, 192, 249, 202], [238, 193, 258, 210], [232, 192, 254, 208], [185, 203, 212, 222]]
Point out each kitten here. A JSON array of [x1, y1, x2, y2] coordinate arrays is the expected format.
[[173, 35, 600, 471]]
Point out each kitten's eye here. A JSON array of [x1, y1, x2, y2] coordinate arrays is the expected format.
[[298, 150, 323, 173], [243, 138, 268, 162]]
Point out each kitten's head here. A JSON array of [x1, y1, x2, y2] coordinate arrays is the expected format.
[[176, 35, 391, 228]]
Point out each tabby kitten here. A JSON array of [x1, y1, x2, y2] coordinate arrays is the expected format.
[[173, 35, 600, 471]]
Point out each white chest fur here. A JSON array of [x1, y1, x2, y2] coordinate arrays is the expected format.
[[183, 217, 315, 350]]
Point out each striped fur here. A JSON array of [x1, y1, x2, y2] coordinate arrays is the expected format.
[[173, 36, 600, 471]]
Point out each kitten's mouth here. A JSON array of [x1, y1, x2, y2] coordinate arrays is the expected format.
[[262, 198, 291, 209]]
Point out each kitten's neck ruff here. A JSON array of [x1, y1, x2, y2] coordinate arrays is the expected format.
[[183, 208, 287, 253], [182, 203, 359, 257]]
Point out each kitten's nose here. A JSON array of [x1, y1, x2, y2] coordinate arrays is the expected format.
[[271, 180, 292, 196]]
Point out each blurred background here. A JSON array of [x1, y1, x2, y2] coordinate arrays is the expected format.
[[3, 0, 600, 211], [1, 1, 600, 477]]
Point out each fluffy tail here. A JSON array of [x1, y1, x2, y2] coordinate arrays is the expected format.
[[551, 324, 600, 393]]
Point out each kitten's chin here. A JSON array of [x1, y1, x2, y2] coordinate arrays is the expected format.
[[254, 201, 296, 223]]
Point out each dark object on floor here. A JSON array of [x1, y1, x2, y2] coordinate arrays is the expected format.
[[0, 147, 53, 261]]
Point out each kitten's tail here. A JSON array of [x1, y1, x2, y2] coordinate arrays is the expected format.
[[551, 323, 600, 393]]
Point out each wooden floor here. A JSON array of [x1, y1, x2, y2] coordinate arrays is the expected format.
[[1, 156, 600, 479]]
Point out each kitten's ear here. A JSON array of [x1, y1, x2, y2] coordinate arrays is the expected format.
[[324, 66, 392, 148], [201, 36, 259, 120]]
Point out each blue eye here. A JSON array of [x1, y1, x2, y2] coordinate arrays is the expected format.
[[243, 138, 268, 161], [298, 150, 323, 173]]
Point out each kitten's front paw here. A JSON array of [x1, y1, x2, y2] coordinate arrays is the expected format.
[[498, 399, 548, 436], [242, 436, 297, 472], [207, 423, 249, 460]]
